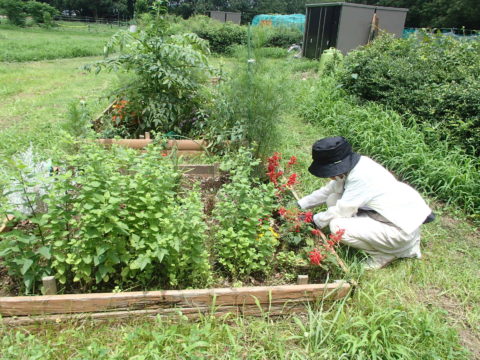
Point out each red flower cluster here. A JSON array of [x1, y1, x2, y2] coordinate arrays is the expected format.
[[112, 99, 128, 123], [267, 152, 299, 190], [309, 249, 325, 265], [311, 229, 322, 236], [267, 153, 283, 185], [327, 229, 345, 247], [287, 173, 297, 186], [278, 208, 313, 234], [304, 211, 313, 223]]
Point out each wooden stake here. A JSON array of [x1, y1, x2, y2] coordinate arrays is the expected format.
[[297, 275, 309, 285], [0, 214, 15, 234], [42, 276, 57, 295], [94, 101, 115, 123]]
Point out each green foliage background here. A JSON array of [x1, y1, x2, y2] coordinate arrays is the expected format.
[[339, 33, 480, 157]]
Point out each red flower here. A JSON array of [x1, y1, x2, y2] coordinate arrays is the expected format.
[[329, 229, 345, 244], [267, 152, 281, 173], [309, 249, 325, 265], [311, 229, 322, 236], [288, 156, 297, 166], [303, 211, 313, 223], [278, 207, 287, 216], [287, 173, 297, 186]]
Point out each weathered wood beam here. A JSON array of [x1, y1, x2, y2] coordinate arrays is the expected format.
[[0, 283, 350, 317], [178, 164, 218, 177], [1, 302, 318, 326], [96, 139, 206, 151]]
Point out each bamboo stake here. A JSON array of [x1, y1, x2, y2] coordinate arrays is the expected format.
[[94, 101, 115, 123], [0, 214, 15, 234]]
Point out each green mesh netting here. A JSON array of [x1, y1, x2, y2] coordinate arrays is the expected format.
[[251, 14, 306, 32]]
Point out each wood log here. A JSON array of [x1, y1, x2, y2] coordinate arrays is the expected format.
[[178, 164, 218, 177], [96, 139, 207, 151], [0, 283, 350, 317], [1, 302, 314, 326]]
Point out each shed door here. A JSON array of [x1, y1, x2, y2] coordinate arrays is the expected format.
[[304, 6, 341, 59]]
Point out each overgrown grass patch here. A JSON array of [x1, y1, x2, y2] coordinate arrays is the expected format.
[[299, 77, 480, 218], [0, 24, 117, 62], [0, 57, 115, 156]]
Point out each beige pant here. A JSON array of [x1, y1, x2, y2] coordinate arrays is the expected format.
[[326, 194, 421, 259]]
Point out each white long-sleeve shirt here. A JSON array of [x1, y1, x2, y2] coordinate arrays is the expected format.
[[298, 156, 431, 234]]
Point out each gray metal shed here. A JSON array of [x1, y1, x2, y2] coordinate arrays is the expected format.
[[303, 2, 408, 59], [209, 11, 241, 25]]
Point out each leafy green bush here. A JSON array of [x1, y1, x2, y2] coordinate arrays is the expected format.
[[183, 15, 247, 54], [261, 26, 303, 48], [339, 33, 480, 156], [0, 144, 212, 293], [212, 149, 278, 278], [0, 0, 27, 26], [299, 77, 480, 217], [90, 18, 213, 137], [24, 1, 58, 24], [203, 31, 288, 159]]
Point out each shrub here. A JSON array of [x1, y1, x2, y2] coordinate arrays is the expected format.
[[203, 29, 288, 159], [339, 33, 480, 156], [0, 0, 27, 26], [89, 16, 213, 137], [185, 15, 247, 53], [0, 144, 212, 293], [24, 1, 58, 24], [212, 149, 278, 278], [263, 26, 303, 48], [299, 77, 480, 217]]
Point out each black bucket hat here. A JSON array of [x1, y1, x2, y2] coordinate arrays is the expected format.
[[308, 136, 361, 178]]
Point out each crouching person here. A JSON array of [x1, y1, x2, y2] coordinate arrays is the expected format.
[[298, 136, 434, 270]]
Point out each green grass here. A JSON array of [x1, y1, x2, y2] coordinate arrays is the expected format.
[[0, 23, 120, 62], [0, 57, 115, 156], [0, 55, 479, 359]]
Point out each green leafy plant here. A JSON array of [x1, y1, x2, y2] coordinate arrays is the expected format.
[[0, 147, 53, 293], [24, 1, 58, 24], [1, 143, 212, 292], [42, 143, 211, 289], [203, 28, 287, 159], [212, 148, 278, 278], [339, 33, 480, 156], [89, 8, 213, 138], [299, 76, 480, 218], [0, 0, 27, 26]]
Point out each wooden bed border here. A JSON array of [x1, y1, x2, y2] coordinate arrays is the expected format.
[[0, 282, 351, 325]]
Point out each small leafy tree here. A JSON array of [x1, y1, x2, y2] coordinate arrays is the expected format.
[[24, 1, 58, 24], [89, 0, 213, 137], [0, 0, 27, 26]]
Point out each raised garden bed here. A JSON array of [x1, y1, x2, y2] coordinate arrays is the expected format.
[[0, 282, 351, 326], [0, 147, 354, 325]]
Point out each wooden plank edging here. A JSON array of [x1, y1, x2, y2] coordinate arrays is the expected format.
[[97, 139, 206, 151], [0, 283, 351, 319]]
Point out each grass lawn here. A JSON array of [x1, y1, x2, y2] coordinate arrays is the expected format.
[[0, 23, 121, 62], [0, 53, 479, 358], [0, 57, 115, 156]]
